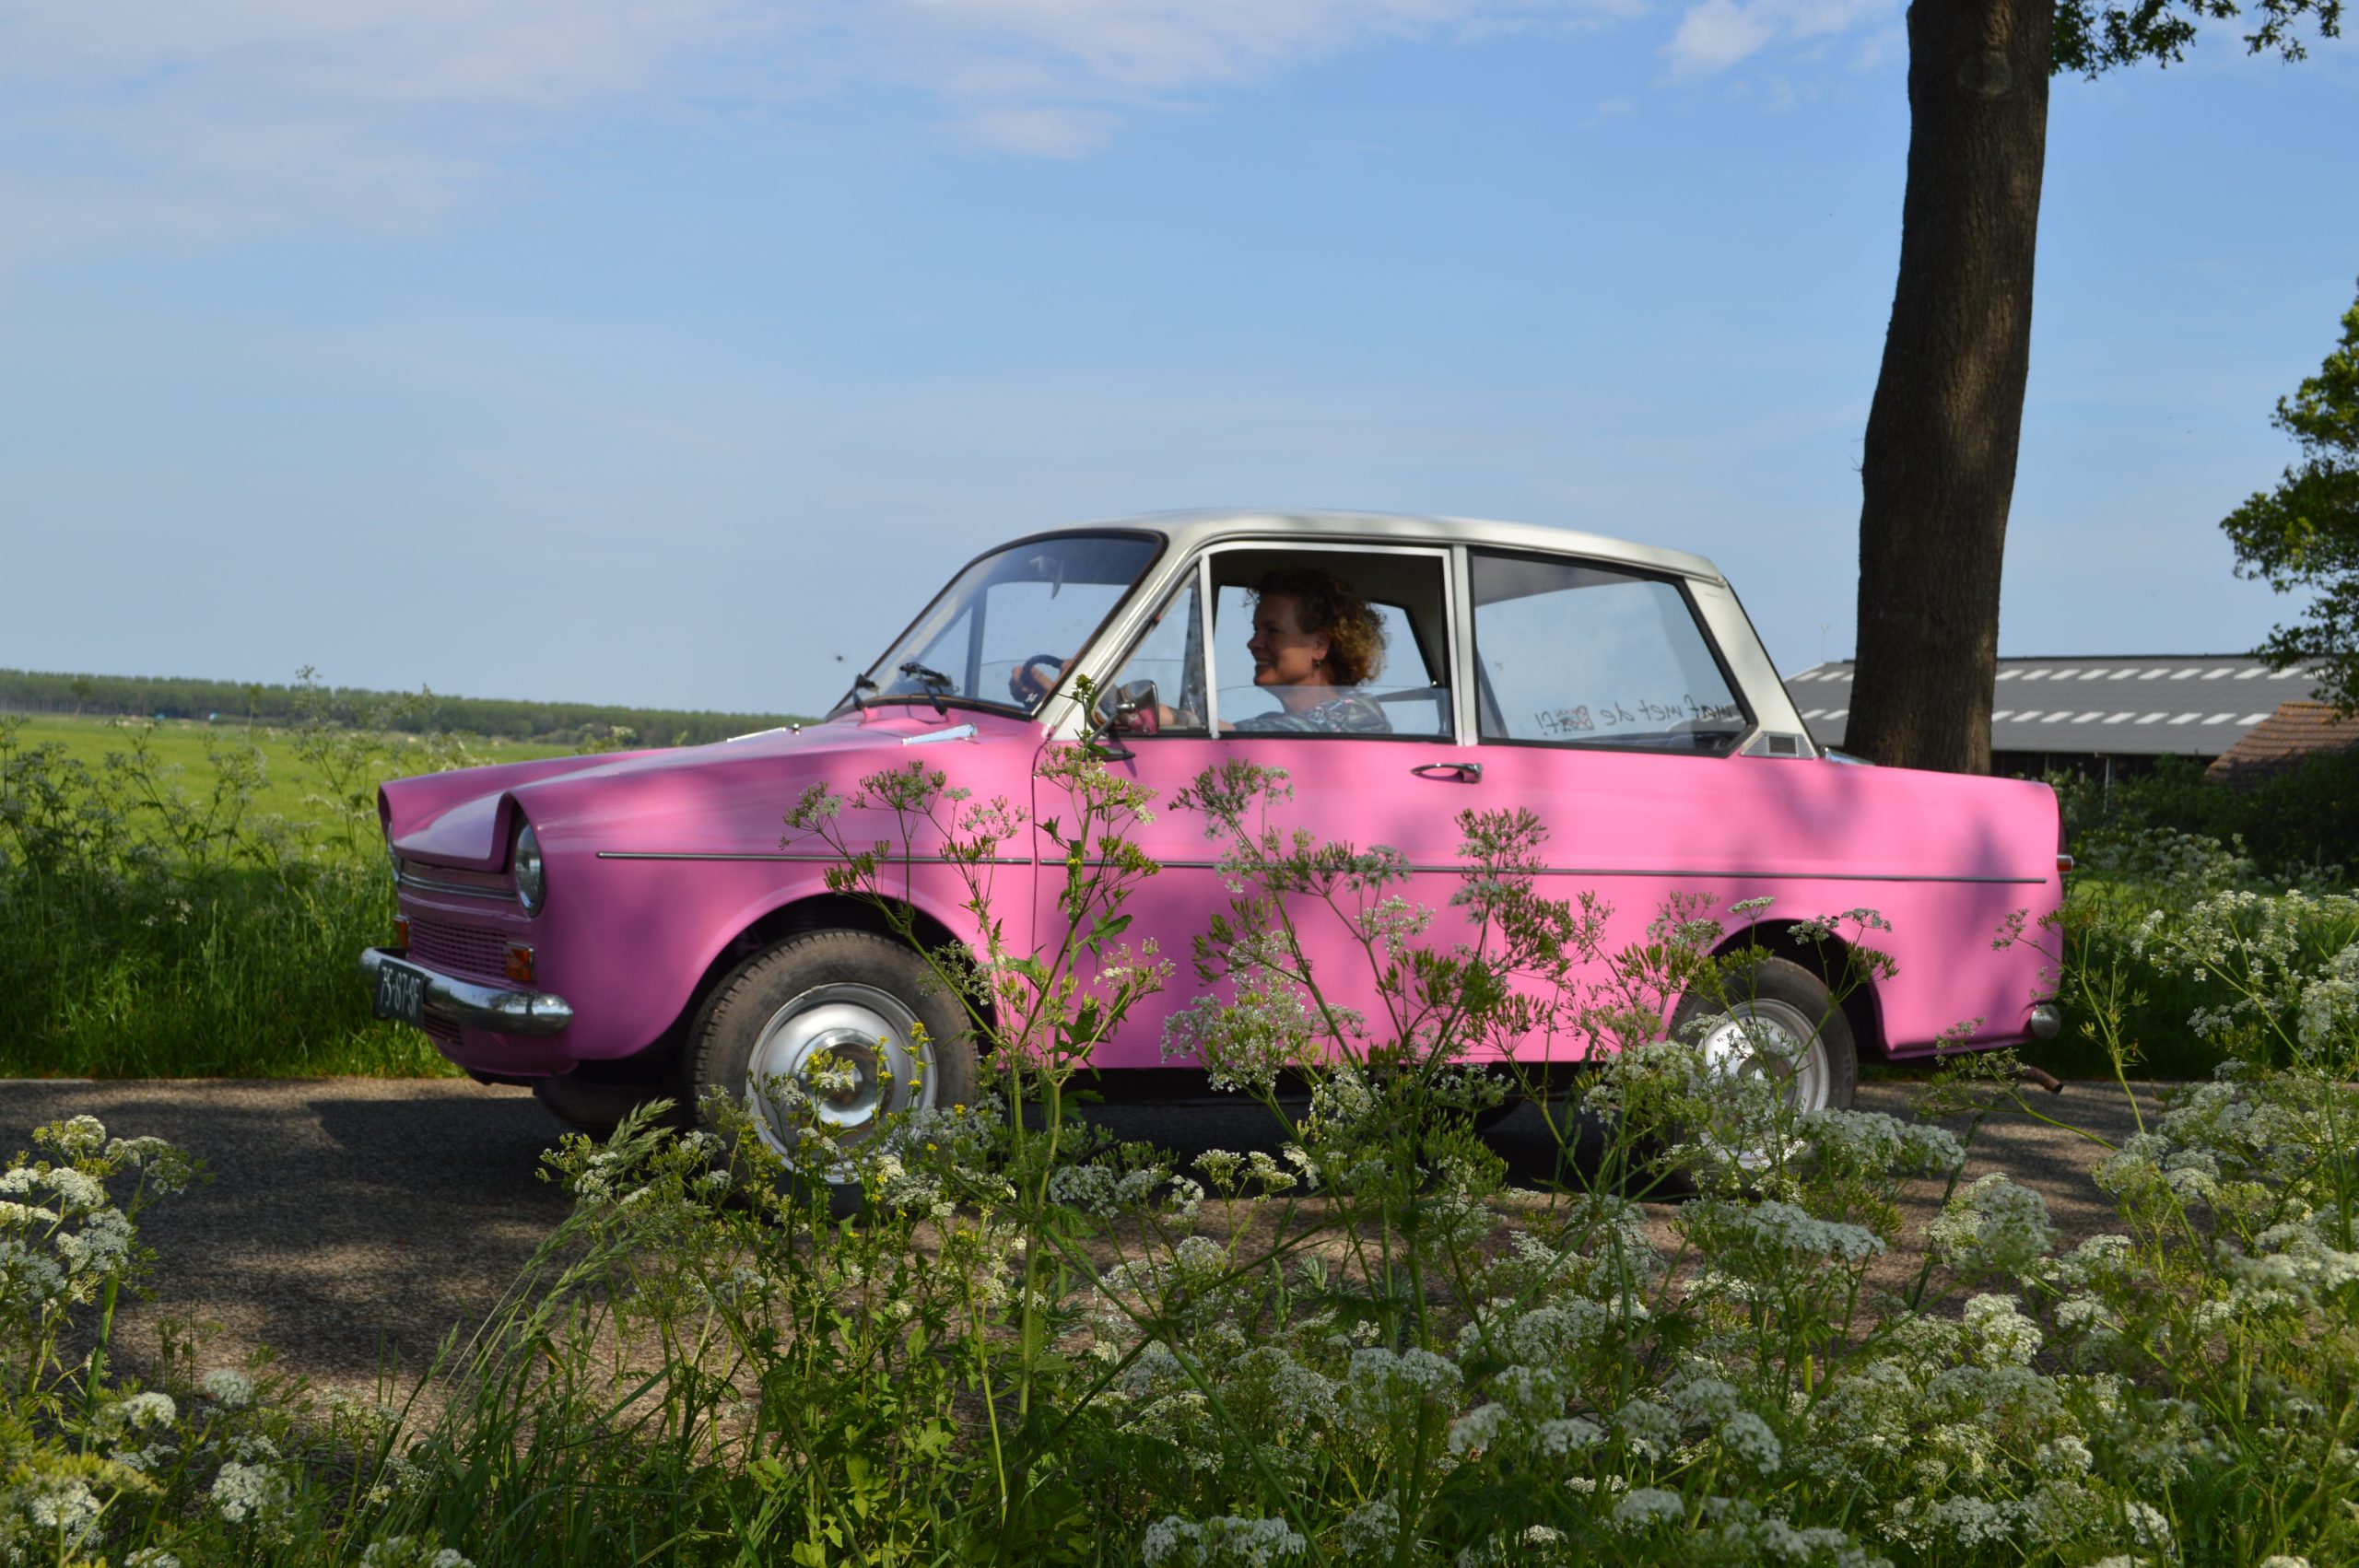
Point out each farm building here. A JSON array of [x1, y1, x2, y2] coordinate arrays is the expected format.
[[2204, 701, 2359, 789], [1784, 655, 2328, 780]]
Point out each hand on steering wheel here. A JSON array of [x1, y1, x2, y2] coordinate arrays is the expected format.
[[1010, 651, 1066, 704]]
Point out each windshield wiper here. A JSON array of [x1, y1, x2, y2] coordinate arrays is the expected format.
[[898, 661, 952, 718], [842, 672, 880, 712]]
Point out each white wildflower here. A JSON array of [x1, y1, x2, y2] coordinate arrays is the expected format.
[[1963, 1293, 2043, 1365], [1449, 1402, 1512, 1457], [1719, 1410, 1783, 1474], [103, 1390, 179, 1433], [202, 1368, 255, 1409], [41, 1115, 109, 1158], [1336, 1498, 1402, 1559], [2123, 1499, 2174, 1551], [1537, 1417, 1605, 1456], [0, 1238, 68, 1305], [40, 1166, 107, 1213], [210, 1459, 288, 1525], [360, 1537, 477, 1568], [1140, 1514, 1308, 1566], [1930, 1175, 2055, 1276], [1613, 1398, 1682, 1461], [22, 1476, 100, 1533], [1610, 1488, 1687, 1531]]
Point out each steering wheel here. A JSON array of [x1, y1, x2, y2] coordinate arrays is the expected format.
[[1010, 652, 1065, 703]]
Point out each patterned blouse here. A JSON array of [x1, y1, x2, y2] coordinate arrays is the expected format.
[[1233, 692, 1392, 735]]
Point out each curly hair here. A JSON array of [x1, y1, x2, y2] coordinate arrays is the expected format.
[[1252, 567, 1387, 686]]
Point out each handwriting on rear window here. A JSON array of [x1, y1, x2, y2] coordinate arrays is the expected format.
[[1534, 696, 1740, 737]]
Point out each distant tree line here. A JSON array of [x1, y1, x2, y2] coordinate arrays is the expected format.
[[0, 668, 815, 748]]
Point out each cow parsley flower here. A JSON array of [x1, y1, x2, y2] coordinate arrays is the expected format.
[[1963, 1293, 2043, 1365], [1930, 1175, 2055, 1277], [1609, 1488, 1687, 1531], [1613, 1397, 1682, 1461], [102, 1390, 179, 1433], [1335, 1497, 1401, 1559], [40, 1166, 107, 1214], [21, 1476, 100, 1533], [1719, 1410, 1783, 1475], [1141, 1514, 1307, 1566], [2123, 1499, 2174, 1551], [40, 1115, 109, 1159], [211, 1459, 288, 1525], [359, 1537, 476, 1568], [201, 1368, 255, 1409]]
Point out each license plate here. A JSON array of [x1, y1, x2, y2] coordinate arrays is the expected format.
[[373, 956, 430, 1029]]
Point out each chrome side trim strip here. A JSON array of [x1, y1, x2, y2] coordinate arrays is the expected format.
[[359, 947, 573, 1036], [596, 851, 2040, 885], [1104, 860, 2043, 884], [596, 850, 1037, 866]]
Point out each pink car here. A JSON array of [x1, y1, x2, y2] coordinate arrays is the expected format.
[[365, 510, 2063, 1156]]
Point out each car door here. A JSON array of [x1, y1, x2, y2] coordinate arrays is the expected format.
[[1084, 541, 1484, 1072], [1455, 547, 1763, 1063]]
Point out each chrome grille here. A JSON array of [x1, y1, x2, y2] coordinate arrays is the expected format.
[[409, 918, 510, 984]]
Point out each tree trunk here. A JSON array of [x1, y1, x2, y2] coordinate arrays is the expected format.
[[1848, 0, 2052, 775]]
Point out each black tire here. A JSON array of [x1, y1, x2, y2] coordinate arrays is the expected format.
[[682, 930, 977, 1192], [1668, 955, 1858, 1115]]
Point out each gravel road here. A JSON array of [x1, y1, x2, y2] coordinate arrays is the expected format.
[[2, 1075, 2164, 1393]]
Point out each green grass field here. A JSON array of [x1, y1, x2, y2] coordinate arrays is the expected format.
[[0, 712, 587, 1079], [6, 713, 576, 825]]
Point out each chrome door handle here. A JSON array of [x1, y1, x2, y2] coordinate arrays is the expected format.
[[1411, 761, 1482, 784]]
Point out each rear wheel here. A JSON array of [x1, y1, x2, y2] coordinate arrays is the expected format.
[[684, 930, 976, 1191], [1671, 956, 1858, 1115]]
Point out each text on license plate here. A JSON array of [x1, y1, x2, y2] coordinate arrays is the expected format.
[[374, 957, 430, 1028]]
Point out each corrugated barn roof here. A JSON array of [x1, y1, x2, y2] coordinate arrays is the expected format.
[[1785, 655, 2323, 758]]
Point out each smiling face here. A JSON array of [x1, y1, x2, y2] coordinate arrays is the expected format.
[[1246, 591, 1332, 700]]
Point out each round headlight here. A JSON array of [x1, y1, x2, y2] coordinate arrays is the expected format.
[[514, 824, 546, 915]]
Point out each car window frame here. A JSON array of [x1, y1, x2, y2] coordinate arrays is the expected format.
[[1461, 545, 1756, 757], [1200, 539, 1461, 741], [830, 527, 1169, 720], [1088, 540, 1466, 742]]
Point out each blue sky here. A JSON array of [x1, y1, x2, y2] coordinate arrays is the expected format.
[[2, 1, 2353, 718]]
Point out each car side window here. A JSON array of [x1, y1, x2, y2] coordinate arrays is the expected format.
[[1207, 552, 1450, 739], [1104, 574, 1209, 736], [1469, 551, 1746, 752]]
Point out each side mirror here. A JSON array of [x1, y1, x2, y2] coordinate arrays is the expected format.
[[1088, 679, 1157, 759], [1106, 679, 1159, 731]]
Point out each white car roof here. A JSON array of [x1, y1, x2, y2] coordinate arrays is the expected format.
[[1056, 509, 1728, 585]]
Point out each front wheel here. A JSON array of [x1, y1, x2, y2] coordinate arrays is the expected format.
[[1669, 956, 1858, 1115], [684, 930, 977, 1190]]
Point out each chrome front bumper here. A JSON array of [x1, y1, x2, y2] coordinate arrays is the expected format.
[[358, 947, 575, 1036]]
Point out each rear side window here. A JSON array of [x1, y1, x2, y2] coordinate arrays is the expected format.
[[1469, 551, 1746, 752]]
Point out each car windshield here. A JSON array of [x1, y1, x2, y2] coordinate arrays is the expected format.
[[839, 532, 1163, 717]]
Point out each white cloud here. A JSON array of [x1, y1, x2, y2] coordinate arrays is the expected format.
[[0, 0, 1637, 263], [1661, 0, 1890, 79]]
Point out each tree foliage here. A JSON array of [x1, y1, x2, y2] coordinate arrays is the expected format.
[[2222, 281, 2359, 713], [2053, 0, 2341, 75]]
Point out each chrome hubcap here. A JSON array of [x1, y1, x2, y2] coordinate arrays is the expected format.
[[745, 983, 933, 1175], [1696, 997, 1832, 1114]]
